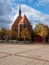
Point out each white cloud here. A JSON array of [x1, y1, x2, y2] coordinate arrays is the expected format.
[[14, 4, 49, 28], [28, 0, 33, 3], [0, 0, 14, 29], [36, 0, 49, 6], [0, 0, 49, 29]]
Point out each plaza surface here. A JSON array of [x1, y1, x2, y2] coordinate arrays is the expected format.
[[0, 43, 49, 65]]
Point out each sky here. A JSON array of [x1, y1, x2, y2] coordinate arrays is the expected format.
[[0, 0, 49, 29]]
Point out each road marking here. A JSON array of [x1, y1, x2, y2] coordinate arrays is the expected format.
[[0, 52, 12, 59], [14, 54, 49, 62]]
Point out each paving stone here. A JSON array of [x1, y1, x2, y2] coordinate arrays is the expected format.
[[0, 44, 49, 65]]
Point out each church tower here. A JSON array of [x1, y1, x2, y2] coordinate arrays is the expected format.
[[19, 6, 21, 16]]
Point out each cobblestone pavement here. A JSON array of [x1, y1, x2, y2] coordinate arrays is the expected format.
[[0, 43, 49, 65]]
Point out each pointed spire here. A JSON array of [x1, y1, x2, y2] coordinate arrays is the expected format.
[[19, 5, 21, 16]]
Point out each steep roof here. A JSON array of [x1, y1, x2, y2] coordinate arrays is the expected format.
[[12, 6, 22, 30], [19, 15, 31, 24], [12, 15, 22, 30]]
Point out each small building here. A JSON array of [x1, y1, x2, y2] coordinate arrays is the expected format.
[[33, 35, 43, 42]]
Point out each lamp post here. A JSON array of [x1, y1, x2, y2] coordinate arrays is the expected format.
[[1, 24, 4, 42]]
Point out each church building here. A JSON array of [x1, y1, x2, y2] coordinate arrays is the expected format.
[[11, 6, 32, 39]]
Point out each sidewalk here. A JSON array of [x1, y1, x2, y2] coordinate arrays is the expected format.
[[0, 43, 49, 65]]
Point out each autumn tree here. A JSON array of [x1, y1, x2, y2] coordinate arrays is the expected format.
[[0, 28, 7, 40], [11, 30, 18, 40], [0, 28, 11, 40], [0, 29, 3, 39], [34, 23, 49, 37], [21, 28, 31, 42]]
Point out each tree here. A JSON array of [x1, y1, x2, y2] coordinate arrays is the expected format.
[[1, 28, 7, 40], [5, 30, 12, 40], [21, 28, 31, 43], [34, 23, 49, 38], [11, 30, 18, 40], [0, 30, 3, 39], [1, 28, 12, 40]]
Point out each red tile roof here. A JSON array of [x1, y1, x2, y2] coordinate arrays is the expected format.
[[19, 15, 30, 24]]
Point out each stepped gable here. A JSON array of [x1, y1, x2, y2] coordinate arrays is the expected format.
[[19, 15, 31, 24]]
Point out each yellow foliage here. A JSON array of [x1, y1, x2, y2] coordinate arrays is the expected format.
[[35, 23, 49, 37], [21, 28, 31, 39]]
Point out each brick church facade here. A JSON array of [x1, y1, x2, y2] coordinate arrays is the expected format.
[[11, 6, 32, 38]]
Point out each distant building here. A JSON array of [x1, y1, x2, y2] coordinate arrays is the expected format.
[[11, 6, 32, 38]]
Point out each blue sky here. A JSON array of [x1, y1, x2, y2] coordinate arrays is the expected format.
[[10, 0, 49, 15], [0, 0, 49, 29]]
